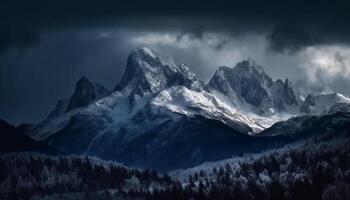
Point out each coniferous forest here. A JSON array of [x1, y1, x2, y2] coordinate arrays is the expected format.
[[1, 126, 349, 200]]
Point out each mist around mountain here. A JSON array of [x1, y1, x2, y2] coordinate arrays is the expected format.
[[1, 47, 350, 199]]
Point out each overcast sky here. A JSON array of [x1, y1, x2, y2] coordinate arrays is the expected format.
[[1, 0, 350, 124]]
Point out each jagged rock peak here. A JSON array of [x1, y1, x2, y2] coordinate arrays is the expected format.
[[210, 58, 272, 86], [213, 58, 265, 75], [66, 76, 95, 111], [234, 58, 267, 75], [208, 58, 300, 115], [238, 59, 271, 80], [127, 47, 163, 69], [65, 76, 109, 113], [135, 47, 160, 60], [115, 47, 203, 96], [282, 78, 298, 105], [284, 78, 292, 86]]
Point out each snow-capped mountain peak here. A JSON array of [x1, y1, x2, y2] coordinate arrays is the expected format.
[[207, 58, 299, 115], [115, 47, 163, 93], [115, 47, 203, 97]]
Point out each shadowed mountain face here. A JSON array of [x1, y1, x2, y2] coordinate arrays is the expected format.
[[16, 47, 350, 171], [0, 119, 56, 154], [115, 47, 203, 96], [102, 114, 290, 171], [66, 76, 109, 113], [260, 109, 350, 138], [207, 59, 299, 115]]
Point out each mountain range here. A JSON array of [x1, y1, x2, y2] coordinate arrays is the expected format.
[[12, 47, 350, 171]]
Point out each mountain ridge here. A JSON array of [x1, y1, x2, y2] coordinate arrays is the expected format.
[[207, 58, 300, 115], [16, 47, 350, 171]]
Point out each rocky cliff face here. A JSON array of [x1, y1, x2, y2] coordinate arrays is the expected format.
[[115, 47, 203, 96], [65, 76, 109, 112], [47, 76, 110, 119], [207, 58, 299, 115]]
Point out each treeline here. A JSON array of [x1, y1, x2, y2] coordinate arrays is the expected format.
[[0, 154, 174, 200], [152, 136, 350, 200], [1, 129, 350, 199]]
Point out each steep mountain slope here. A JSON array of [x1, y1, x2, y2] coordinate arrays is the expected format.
[[115, 47, 203, 97], [151, 86, 264, 133], [260, 111, 350, 138], [207, 59, 300, 115], [98, 86, 281, 171], [66, 75, 110, 113], [327, 102, 350, 114], [0, 119, 57, 154]]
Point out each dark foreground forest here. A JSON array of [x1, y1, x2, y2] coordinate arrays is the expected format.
[[1, 124, 350, 200]]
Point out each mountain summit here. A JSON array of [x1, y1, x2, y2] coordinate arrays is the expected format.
[[66, 76, 109, 113], [47, 76, 109, 118], [115, 47, 202, 96], [207, 59, 299, 115]]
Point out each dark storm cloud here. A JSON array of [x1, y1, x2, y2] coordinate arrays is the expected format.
[[266, 17, 350, 54], [266, 20, 321, 54], [0, 25, 40, 54], [0, 0, 348, 54]]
